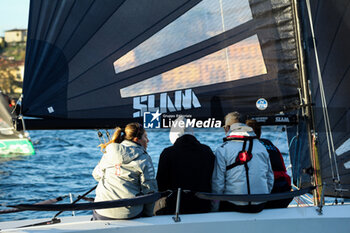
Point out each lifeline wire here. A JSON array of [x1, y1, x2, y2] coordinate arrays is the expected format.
[[305, 0, 340, 183]]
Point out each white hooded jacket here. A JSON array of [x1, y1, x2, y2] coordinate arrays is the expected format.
[[212, 123, 274, 210], [93, 140, 157, 219]]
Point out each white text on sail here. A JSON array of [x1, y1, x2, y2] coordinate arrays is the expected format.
[[133, 89, 201, 118]]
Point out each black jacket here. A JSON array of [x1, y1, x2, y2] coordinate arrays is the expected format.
[[156, 134, 215, 215]]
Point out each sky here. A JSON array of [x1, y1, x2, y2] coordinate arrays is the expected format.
[[0, 0, 29, 37]]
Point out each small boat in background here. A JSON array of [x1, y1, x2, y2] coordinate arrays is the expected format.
[[0, 92, 34, 158]]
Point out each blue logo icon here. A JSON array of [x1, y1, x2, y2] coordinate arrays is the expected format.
[[143, 110, 161, 128], [256, 98, 268, 110]]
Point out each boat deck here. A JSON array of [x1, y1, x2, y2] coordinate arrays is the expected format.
[[1, 205, 350, 233]]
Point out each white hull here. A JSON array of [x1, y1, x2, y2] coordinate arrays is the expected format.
[[1, 205, 350, 233]]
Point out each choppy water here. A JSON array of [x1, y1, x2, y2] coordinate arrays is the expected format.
[[0, 127, 289, 222]]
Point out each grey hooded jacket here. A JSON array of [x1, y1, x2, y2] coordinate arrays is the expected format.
[[93, 140, 157, 219], [212, 123, 274, 210]]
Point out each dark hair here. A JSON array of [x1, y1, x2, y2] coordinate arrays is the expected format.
[[245, 119, 261, 138], [99, 123, 145, 152]]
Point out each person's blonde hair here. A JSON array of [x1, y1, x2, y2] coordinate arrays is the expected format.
[[98, 123, 145, 153], [224, 111, 240, 127]]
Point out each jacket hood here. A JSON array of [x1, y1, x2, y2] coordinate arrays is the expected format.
[[169, 116, 194, 144], [107, 140, 146, 164], [173, 134, 200, 146], [226, 123, 256, 137]]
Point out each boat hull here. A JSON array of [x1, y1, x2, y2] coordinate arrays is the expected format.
[[0, 139, 35, 157], [1, 205, 350, 233]]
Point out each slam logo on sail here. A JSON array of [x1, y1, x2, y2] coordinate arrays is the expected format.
[[133, 89, 201, 118]]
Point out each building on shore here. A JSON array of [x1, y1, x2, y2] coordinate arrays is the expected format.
[[4, 29, 27, 44], [0, 57, 24, 96]]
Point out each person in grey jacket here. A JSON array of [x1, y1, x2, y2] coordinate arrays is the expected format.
[[212, 112, 274, 213], [92, 122, 157, 220]]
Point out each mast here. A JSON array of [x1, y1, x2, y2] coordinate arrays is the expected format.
[[292, 0, 322, 205]]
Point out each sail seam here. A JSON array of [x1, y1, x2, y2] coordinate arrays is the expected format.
[[43, 0, 59, 41], [23, 0, 44, 100], [219, 0, 232, 82], [66, 24, 254, 101], [310, 1, 350, 106], [67, 0, 201, 85], [60, 0, 100, 53], [52, 0, 77, 45], [319, 2, 350, 76]]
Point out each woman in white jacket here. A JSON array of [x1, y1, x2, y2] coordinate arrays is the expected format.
[[92, 123, 157, 220], [212, 112, 274, 213]]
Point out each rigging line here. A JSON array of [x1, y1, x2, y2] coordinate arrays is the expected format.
[[312, 136, 321, 201], [273, 126, 283, 146], [331, 118, 350, 152], [323, 65, 350, 111], [306, 0, 339, 182], [300, 193, 313, 203], [289, 136, 297, 149], [293, 183, 315, 202], [53, 185, 97, 219], [295, 137, 300, 186], [297, 195, 311, 205], [67, 0, 201, 85], [288, 134, 297, 176], [296, 196, 311, 206], [317, 109, 347, 150]]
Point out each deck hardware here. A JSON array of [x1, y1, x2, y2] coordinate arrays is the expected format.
[[172, 188, 181, 222], [69, 193, 75, 216], [316, 183, 325, 215]]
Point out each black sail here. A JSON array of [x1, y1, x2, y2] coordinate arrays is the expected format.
[[297, 0, 350, 198], [22, 0, 301, 129]]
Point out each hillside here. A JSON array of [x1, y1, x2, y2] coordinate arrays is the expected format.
[[0, 43, 26, 98], [0, 43, 26, 61]]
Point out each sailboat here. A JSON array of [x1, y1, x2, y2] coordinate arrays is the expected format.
[[1, 0, 350, 232], [0, 93, 34, 157]]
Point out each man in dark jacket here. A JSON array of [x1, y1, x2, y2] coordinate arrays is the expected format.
[[155, 116, 215, 215]]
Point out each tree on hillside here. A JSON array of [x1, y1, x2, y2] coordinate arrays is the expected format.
[[0, 41, 5, 54]]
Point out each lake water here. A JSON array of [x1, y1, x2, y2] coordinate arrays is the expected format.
[[0, 126, 289, 222]]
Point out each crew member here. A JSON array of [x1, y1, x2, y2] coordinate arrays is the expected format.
[[246, 119, 292, 208], [92, 123, 157, 220], [212, 112, 274, 213], [155, 116, 215, 215]]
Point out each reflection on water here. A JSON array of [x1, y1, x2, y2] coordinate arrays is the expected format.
[[0, 127, 288, 222]]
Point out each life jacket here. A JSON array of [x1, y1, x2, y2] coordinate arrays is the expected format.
[[224, 136, 255, 170], [224, 136, 256, 204], [259, 138, 291, 186]]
